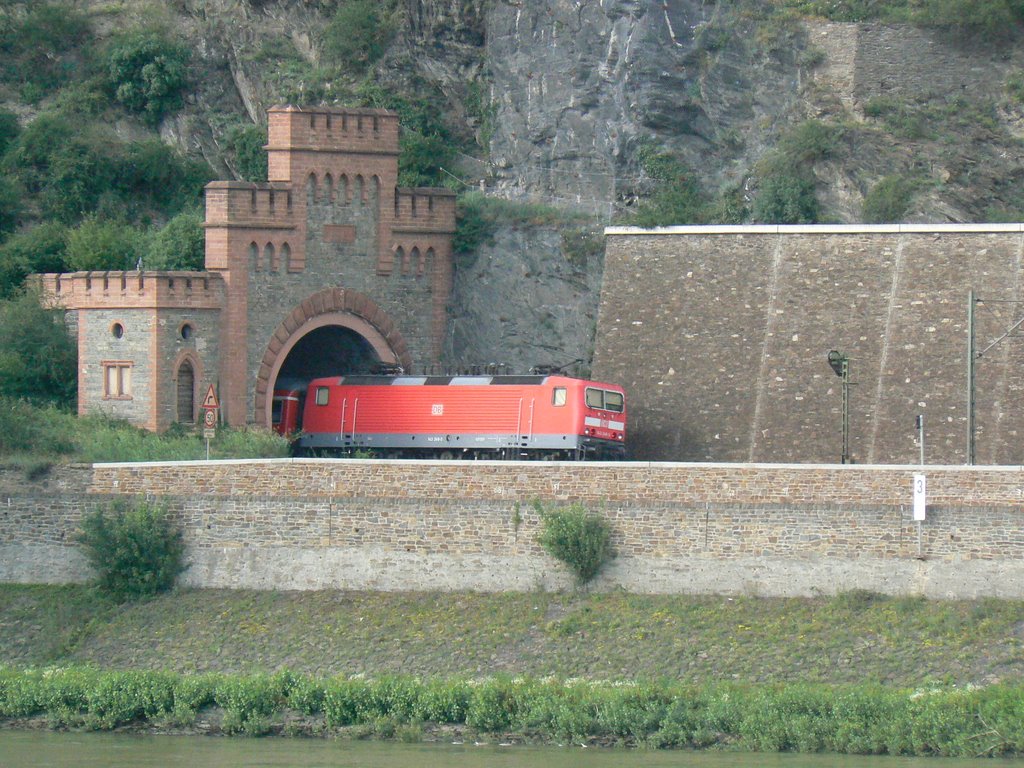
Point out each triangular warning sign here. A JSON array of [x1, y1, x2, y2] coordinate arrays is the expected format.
[[201, 384, 220, 410]]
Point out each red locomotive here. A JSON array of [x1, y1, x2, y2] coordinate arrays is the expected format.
[[280, 373, 626, 460], [271, 387, 303, 436]]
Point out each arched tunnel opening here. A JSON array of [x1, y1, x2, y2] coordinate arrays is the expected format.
[[268, 324, 385, 434], [274, 325, 381, 390]]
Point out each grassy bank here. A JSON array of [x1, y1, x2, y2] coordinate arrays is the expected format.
[[3, 667, 1024, 756], [3, 585, 1024, 684], [0, 399, 290, 467], [3, 585, 1024, 752]]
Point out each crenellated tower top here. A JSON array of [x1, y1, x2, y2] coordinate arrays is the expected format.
[[266, 105, 400, 184]]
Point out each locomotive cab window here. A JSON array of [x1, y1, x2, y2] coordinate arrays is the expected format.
[[604, 390, 624, 413], [315, 386, 329, 406], [552, 387, 567, 406], [585, 387, 625, 413]]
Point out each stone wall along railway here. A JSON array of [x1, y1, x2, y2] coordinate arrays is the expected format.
[[3, 460, 1024, 599]]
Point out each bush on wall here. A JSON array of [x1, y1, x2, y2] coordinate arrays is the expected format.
[[75, 499, 187, 601], [535, 502, 613, 587]]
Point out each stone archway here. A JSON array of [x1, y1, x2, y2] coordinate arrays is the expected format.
[[253, 288, 413, 427]]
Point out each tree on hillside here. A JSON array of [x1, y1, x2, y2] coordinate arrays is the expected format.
[[0, 289, 76, 407], [145, 209, 204, 271], [65, 217, 148, 273], [105, 31, 191, 125], [0, 223, 68, 299]]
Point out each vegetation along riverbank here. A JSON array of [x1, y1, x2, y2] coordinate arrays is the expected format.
[[3, 585, 1024, 756]]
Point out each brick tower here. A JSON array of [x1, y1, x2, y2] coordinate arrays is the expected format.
[[42, 106, 456, 432]]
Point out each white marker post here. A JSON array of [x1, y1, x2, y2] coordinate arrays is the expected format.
[[913, 473, 926, 557]]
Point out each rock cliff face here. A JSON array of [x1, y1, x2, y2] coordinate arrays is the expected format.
[[481, 0, 807, 215], [50, 1, 1024, 374], [446, 225, 604, 376]]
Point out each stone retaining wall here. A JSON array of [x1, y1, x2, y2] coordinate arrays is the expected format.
[[2, 460, 1023, 598]]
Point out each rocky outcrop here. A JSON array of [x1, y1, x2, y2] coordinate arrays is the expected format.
[[60, 0, 1024, 374], [446, 224, 604, 375]]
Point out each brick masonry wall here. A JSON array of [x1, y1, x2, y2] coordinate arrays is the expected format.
[[3, 460, 1024, 598], [594, 226, 1024, 464], [806, 22, 1023, 110]]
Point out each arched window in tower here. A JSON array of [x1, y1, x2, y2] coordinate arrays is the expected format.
[[406, 247, 418, 276], [176, 360, 195, 424], [338, 174, 349, 204], [249, 242, 261, 272], [282, 242, 294, 271], [395, 246, 406, 275], [265, 242, 277, 272], [369, 175, 380, 204], [306, 173, 318, 203], [354, 175, 364, 206], [421, 247, 434, 278], [324, 173, 334, 202]]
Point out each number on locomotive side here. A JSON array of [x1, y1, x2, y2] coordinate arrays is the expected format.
[[432, 404, 443, 415]]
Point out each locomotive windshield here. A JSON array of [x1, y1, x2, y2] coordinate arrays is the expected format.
[[585, 387, 625, 413]]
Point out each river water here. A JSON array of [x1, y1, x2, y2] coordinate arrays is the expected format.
[[0, 732, 1017, 768]]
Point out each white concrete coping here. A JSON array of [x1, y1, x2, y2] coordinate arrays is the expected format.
[[604, 223, 1024, 236]]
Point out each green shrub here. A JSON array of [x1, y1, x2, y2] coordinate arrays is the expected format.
[[752, 170, 819, 224], [413, 678, 471, 723], [863, 175, 918, 222], [170, 673, 220, 725], [145, 208, 205, 271], [75, 499, 187, 601], [224, 124, 268, 182], [0, 398, 77, 458], [354, 81, 456, 189], [286, 674, 326, 715], [38, 667, 97, 725], [0, 174, 22, 238], [215, 673, 289, 734], [85, 670, 175, 728], [465, 677, 521, 731], [322, 0, 398, 70], [778, 119, 846, 165], [0, 109, 19, 156], [535, 502, 613, 586], [453, 193, 498, 256], [116, 139, 211, 215], [323, 677, 373, 726], [0, 2, 91, 99], [65, 217, 148, 272], [632, 147, 708, 226], [105, 31, 190, 125], [0, 223, 69, 299], [0, 290, 77, 407], [0, 667, 45, 717]]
